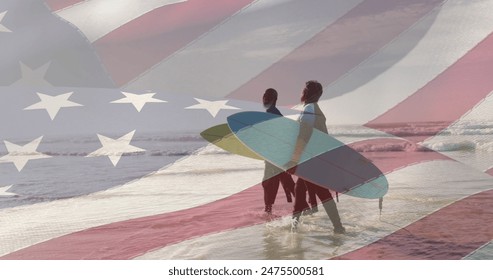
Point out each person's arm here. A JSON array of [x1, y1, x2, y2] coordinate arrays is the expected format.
[[289, 123, 312, 162], [286, 104, 315, 169]]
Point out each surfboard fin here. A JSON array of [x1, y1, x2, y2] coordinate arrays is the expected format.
[[379, 197, 383, 216], [336, 192, 339, 202]]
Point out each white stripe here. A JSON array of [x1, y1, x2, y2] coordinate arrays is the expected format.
[[136, 160, 493, 259], [55, 0, 186, 43], [422, 91, 493, 173], [319, 0, 493, 125], [124, 0, 364, 97]]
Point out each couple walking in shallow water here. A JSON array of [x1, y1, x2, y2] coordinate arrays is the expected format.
[[261, 80, 345, 234]]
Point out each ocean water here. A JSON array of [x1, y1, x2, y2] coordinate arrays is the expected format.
[[0, 131, 206, 209], [1, 122, 492, 259], [138, 122, 493, 260]]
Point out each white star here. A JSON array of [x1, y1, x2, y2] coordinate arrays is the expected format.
[[12, 62, 52, 87], [87, 130, 145, 166], [0, 185, 16, 197], [110, 91, 167, 112], [185, 98, 239, 117], [0, 11, 12, 33], [24, 92, 83, 120], [0, 137, 51, 172]]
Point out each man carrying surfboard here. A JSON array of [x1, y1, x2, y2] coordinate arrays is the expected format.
[[289, 80, 345, 234], [262, 88, 295, 214]]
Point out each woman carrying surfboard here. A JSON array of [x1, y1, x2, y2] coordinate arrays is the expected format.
[[289, 80, 345, 234]]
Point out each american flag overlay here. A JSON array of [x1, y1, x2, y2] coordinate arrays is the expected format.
[[0, 0, 492, 260]]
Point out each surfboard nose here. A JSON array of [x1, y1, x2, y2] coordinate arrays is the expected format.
[[227, 111, 281, 133]]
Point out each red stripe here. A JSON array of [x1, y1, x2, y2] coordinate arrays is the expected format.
[[44, 0, 85, 11], [94, 0, 254, 87], [227, 0, 443, 105], [367, 32, 493, 142], [486, 168, 493, 176], [0, 140, 447, 260], [334, 189, 493, 260]]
